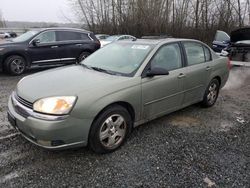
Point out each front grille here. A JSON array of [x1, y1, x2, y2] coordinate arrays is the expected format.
[[14, 93, 33, 109]]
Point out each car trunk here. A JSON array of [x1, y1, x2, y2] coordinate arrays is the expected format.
[[229, 28, 250, 62]]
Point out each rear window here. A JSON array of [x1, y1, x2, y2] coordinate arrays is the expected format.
[[57, 31, 90, 41]]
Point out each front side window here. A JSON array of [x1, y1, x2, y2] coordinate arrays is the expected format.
[[35, 31, 56, 43], [151, 43, 182, 71], [184, 42, 205, 66]]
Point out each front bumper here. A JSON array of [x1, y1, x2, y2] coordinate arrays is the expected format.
[[8, 96, 93, 150]]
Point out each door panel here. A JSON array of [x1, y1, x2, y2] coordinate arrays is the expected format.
[[142, 69, 184, 119], [181, 64, 209, 106]]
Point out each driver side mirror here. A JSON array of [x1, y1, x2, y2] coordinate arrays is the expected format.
[[146, 67, 169, 77], [32, 39, 40, 46]]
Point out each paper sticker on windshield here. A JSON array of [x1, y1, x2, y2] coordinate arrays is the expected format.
[[132, 45, 150, 50]]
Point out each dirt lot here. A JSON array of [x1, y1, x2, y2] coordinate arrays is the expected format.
[[0, 67, 249, 187]]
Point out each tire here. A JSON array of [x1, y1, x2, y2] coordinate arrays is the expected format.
[[78, 51, 91, 62], [89, 105, 133, 154], [4, 55, 27, 76], [201, 79, 220, 108]]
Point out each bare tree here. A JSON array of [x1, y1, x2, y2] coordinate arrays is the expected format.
[[69, 0, 249, 43], [0, 10, 6, 28]]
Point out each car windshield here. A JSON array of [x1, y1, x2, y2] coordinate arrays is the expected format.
[[12, 31, 39, 42], [81, 43, 153, 76], [105, 36, 120, 41]]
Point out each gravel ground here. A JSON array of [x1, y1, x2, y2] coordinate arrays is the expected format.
[[0, 67, 249, 188]]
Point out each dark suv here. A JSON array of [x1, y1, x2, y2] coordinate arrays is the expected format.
[[0, 28, 100, 75]]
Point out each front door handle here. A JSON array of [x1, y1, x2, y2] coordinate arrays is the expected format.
[[75, 44, 83, 46], [51, 46, 58, 48], [206, 66, 212, 71], [178, 73, 186, 79]]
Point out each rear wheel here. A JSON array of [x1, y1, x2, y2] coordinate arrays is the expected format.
[[78, 51, 91, 62], [89, 105, 132, 154], [201, 79, 220, 107], [4, 55, 26, 76]]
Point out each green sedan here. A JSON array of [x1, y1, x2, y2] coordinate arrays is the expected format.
[[8, 39, 230, 153]]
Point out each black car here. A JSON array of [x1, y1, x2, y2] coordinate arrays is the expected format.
[[0, 28, 100, 75], [7, 32, 18, 38]]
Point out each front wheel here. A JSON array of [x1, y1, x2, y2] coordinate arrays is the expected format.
[[89, 105, 132, 154], [4, 55, 27, 76], [201, 79, 220, 108]]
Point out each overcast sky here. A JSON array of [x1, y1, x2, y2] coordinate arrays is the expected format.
[[0, 0, 76, 23]]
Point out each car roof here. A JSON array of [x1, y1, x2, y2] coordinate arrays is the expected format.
[[116, 38, 201, 45], [29, 27, 90, 33]]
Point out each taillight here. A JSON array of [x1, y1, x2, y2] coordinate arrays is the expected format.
[[227, 58, 232, 70], [96, 40, 101, 48]]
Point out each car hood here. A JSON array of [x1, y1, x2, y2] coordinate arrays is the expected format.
[[231, 27, 250, 43], [16, 65, 136, 103], [0, 40, 23, 47]]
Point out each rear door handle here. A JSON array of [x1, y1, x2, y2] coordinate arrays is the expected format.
[[178, 73, 186, 79], [75, 44, 83, 46], [206, 66, 212, 71], [51, 46, 58, 48]]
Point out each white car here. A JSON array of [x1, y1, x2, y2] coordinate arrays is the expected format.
[[100, 35, 136, 47], [0, 32, 11, 39]]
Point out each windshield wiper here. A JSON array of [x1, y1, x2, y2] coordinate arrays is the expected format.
[[81, 64, 92, 70], [90, 66, 116, 75]]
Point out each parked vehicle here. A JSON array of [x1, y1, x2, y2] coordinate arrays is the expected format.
[[141, 35, 172, 39], [95, 34, 110, 40], [0, 32, 11, 39], [7, 32, 18, 38], [212, 30, 230, 53], [0, 28, 100, 75], [213, 28, 250, 67], [8, 39, 230, 153], [100, 35, 136, 47]]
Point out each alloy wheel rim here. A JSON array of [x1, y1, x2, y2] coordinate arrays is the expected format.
[[10, 59, 25, 74], [207, 83, 218, 104], [81, 54, 89, 61], [99, 114, 127, 149]]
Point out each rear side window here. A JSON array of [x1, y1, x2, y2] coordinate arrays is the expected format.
[[183, 42, 205, 66], [57, 31, 90, 41], [151, 43, 182, 71]]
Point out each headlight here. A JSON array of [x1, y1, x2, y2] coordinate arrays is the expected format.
[[0, 48, 5, 51], [33, 96, 77, 115]]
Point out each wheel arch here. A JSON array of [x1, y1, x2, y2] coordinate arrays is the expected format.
[[212, 76, 221, 87], [3, 52, 31, 67], [92, 101, 136, 125]]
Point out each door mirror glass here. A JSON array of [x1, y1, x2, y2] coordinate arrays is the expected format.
[[146, 67, 169, 77]]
